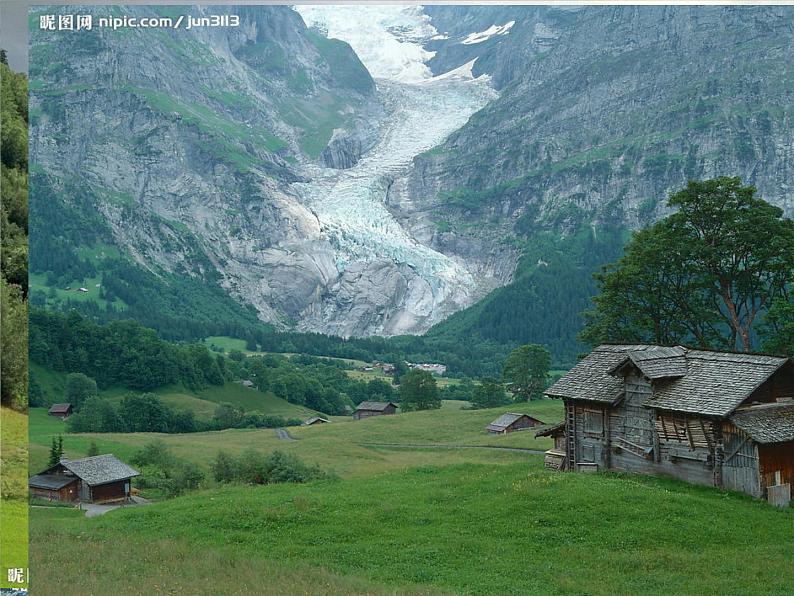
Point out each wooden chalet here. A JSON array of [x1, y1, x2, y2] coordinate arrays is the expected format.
[[47, 403, 73, 420], [304, 416, 329, 426], [353, 401, 397, 420], [486, 412, 543, 434], [545, 345, 794, 505], [29, 454, 139, 504]]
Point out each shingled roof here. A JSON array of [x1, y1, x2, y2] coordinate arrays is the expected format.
[[355, 401, 397, 412], [304, 416, 329, 425], [547, 344, 790, 417], [535, 420, 566, 438], [486, 412, 540, 432], [608, 346, 688, 379], [645, 350, 788, 417], [545, 345, 659, 404], [61, 454, 139, 486], [730, 403, 794, 444], [28, 473, 78, 490], [48, 403, 72, 414]]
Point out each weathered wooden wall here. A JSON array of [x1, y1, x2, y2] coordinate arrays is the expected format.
[[30, 482, 78, 502], [758, 441, 794, 493], [722, 425, 761, 497], [90, 480, 128, 503]]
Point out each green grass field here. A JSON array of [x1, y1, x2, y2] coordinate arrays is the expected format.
[[29, 401, 561, 478], [1, 406, 28, 589], [27, 397, 794, 594], [31, 462, 794, 595]]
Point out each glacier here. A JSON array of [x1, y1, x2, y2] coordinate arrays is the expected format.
[[292, 5, 497, 335]]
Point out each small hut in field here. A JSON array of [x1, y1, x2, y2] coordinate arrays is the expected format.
[[304, 416, 329, 426], [486, 412, 543, 434], [48, 403, 73, 420], [353, 401, 397, 420], [29, 454, 139, 503]]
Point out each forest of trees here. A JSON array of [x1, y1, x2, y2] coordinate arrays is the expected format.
[[0, 54, 28, 410], [29, 309, 226, 392]]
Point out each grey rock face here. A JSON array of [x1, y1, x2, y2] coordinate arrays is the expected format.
[[407, 5, 794, 247], [29, 5, 382, 331]]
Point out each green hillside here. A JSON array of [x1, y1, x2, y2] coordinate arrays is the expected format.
[[29, 401, 562, 477], [31, 458, 794, 594], [28, 397, 794, 593]]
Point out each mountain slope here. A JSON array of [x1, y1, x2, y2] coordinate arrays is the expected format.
[[29, 5, 378, 336], [29, 6, 794, 363], [396, 6, 794, 359]]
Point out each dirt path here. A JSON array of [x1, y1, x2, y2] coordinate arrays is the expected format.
[[275, 428, 297, 441], [356, 442, 546, 455]]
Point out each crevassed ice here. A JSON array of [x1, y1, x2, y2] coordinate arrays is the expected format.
[[292, 5, 497, 302]]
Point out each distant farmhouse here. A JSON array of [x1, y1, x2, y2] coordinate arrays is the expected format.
[[408, 363, 447, 376], [364, 362, 396, 375], [353, 401, 398, 420], [304, 416, 329, 426], [486, 412, 543, 434], [29, 454, 140, 504], [47, 403, 73, 420], [544, 345, 794, 505]]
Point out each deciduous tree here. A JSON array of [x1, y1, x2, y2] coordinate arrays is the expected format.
[[582, 178, 794, 352], [399, 369, 440, 411], [502, 344, 550, 401]]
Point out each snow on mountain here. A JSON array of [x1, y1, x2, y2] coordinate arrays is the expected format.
[[291, 5, 499, 335], [295, 5, 439, 83], [461, 21, 515, 45]]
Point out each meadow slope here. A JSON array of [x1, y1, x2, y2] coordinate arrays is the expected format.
[[31, 462, 794, 595]]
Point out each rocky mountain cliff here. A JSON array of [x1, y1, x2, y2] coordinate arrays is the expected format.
[[29, 5, 794, 354], [30, 5, 382, 329], [407, 5, 794, 238], [392, 5, 794, 353]]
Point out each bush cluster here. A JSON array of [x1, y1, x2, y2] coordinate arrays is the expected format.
[[212, 449, 333, 485]]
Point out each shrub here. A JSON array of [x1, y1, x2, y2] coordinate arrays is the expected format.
[[213, 449, 333, 485]]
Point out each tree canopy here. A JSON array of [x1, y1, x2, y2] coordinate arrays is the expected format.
[[0, 59, 28, 409], [502, 344, 551, 401], [582, 177, 794, 354], [470, 377, 508, 409], [399, 369, 441, 411]]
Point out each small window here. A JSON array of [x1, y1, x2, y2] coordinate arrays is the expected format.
[[584, 409, 604, 436], [581, 443, 596, 462]]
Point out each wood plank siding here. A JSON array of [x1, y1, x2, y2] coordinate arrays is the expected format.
[[549, 345, 794, 500]]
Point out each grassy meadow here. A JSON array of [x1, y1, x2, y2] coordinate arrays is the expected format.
[[27, 397, 794, 594], [29, 400, 562, 477], [31, 461, 794, 595], [1, 406, 28, 588]]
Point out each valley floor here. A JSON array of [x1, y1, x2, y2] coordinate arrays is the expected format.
[[28, 401, 794, 594]]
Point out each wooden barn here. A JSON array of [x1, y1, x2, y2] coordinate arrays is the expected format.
[[486, 412, 543, 434], [353, 401, 397, 420], [304, 416, 329, 426], [47, 403, 73, 420], [28, 454, 139, 504], [546, 345, 794, 505]]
